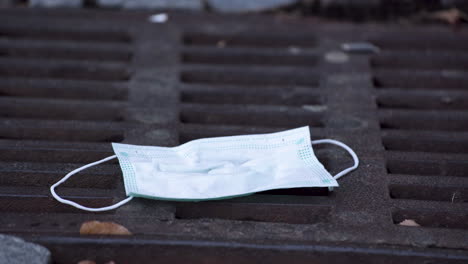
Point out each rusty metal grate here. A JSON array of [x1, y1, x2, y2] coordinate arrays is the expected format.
[[0, 9, 467, 264], [371, 34, 468, 231], [0, 20, 132, 215], [176, 30, 330, 224]]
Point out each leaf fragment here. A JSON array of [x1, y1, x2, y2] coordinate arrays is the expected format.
[[80, 221, 132, 235], [427, 8, 468, 25]]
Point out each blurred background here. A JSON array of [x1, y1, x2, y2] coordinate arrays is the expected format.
[[0, 1, 467, 264], [1, 0, 468, 24]]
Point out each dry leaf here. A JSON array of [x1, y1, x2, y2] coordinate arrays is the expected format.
[[80, 221, 132, 235], [428, 8, 468, 25], [398, 219, 420, 227], [77, 261, 96, 264]]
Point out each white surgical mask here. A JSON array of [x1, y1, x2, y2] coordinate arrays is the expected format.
[[51, 127, 358, 212]]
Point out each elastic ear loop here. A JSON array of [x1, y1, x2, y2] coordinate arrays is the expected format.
[[311, 139, 359, 180], [50, 155, 133, 212]]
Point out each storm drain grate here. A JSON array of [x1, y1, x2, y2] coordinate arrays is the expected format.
[[176, 30, 331, 224], [371, 33, 468, 229], [0, 9, 467, 264], [0, 20, 135, 214]]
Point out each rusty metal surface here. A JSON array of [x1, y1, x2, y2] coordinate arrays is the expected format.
[[0, 8, 467, 263]]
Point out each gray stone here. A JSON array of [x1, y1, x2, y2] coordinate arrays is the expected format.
[[207, 0, 299, 13], [97, 0, 124, 8], [0, 234, 51, 264], [29, 0, 82, 8], [123, 0, 203, 10]]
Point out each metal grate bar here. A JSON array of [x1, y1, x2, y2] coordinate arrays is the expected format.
[[182, 47, 319, 67], [183, 32, 317, 48], [0, 97, 127, 121], [0, 25, 131, 43], [373, 69, 468, 90], [0, 58, 130, 81], [0, 78, 128, 101], [0, 39, 132, 62]]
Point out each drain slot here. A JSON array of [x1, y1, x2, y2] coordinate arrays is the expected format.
[[175, 195, 331, 224], [0, 98, 126, 122], [386, 158, 468, 177], [390, 184, 467, 203], [0, 27, 131, 43], [373, 71, 468, 90], [0, 59, 130, 81], [379, 111, 468, 132], [181, 89, 322, 106], [180, 104, 324, 128], [382, 133, 468, 154], [182, 49, 318, 67], [181, 69, 319, 86], [0, 79, 128, 101]]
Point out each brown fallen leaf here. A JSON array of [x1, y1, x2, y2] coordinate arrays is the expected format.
[[77, 260, 96, 264], [427, 8, 468, 25], [80, 221, 132, 235], [398, 219, 420, 227]]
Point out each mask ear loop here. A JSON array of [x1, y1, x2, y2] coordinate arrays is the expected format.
[[311, 139, 359, 191], [50, 155, 133, 212]]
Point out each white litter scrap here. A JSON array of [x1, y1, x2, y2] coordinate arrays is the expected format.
[[149, 13, 169, 23], [341, 42, 380, 54], [398, 219, 420, 227]]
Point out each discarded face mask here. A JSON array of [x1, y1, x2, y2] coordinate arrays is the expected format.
[[51, 126, 358, 212]]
